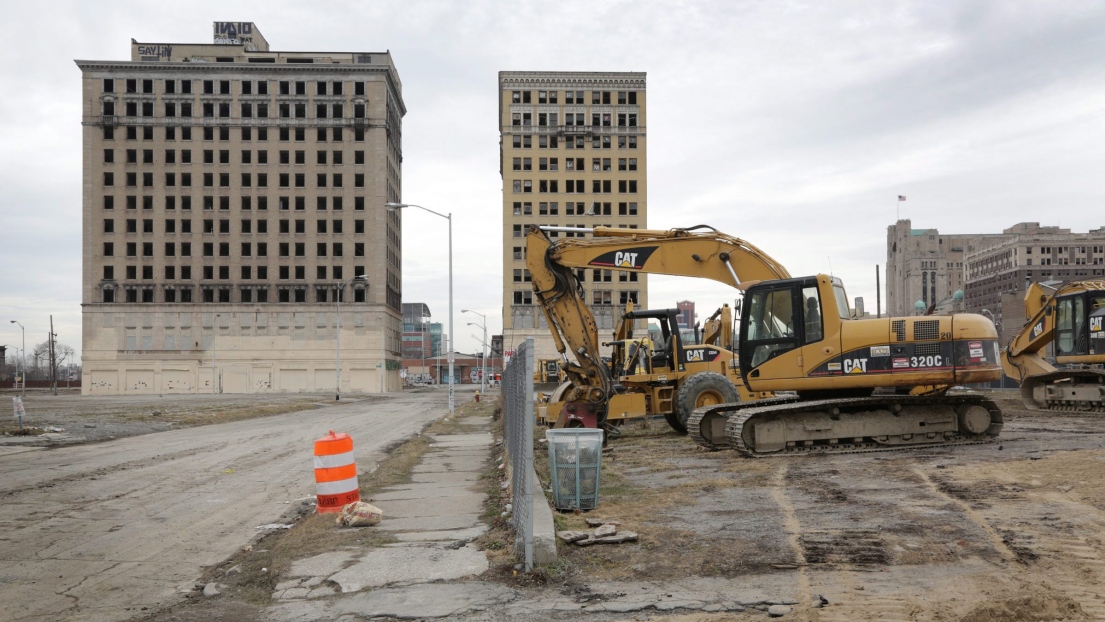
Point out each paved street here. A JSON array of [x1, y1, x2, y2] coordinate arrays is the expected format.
[[0, 389, 449, 622]]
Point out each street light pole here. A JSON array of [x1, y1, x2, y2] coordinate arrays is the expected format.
[[336, 274, 367, 401], [463, 310, 487, 393], [10, 320, 25, 397], [386, 202, 454, 417]]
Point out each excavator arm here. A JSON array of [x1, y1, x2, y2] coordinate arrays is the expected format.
[[701, 305, 733, 349], [526, 224, 791, 426], [526, 227, 614, 418]]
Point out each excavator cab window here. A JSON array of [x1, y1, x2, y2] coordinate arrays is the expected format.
[[832, 281, 852, 319], [802, 286, 823, 344], [1057, 295, 1087, 356], [742, 285, 800, 368]]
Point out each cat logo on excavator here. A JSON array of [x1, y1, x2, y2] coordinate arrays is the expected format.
[[587, 246, 658, 270]]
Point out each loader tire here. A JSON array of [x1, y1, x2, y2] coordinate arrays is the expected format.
[[668, 372, 740, 435]]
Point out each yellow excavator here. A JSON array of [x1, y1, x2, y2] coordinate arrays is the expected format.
[[1001, 280, 1105, 411], [528, 224, 1004, 456]]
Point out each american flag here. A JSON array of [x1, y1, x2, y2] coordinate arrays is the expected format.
[[898, 195, 907, 201]]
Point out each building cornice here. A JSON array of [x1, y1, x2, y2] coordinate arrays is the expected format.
[[75, 60, 406, 116], [76, 59, 393, 73], [499, 71, 646, 90]]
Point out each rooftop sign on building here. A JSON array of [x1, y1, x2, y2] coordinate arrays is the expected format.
[[212, 22, 268, 51]]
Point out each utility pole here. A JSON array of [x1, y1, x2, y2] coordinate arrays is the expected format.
[[49, 315, 57, 396], [876, 265, 882, 319]]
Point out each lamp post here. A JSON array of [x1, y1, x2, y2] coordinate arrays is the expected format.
[[10, 320, 24, 397], [386, 202, 454, 417], [463, 309, 487, 393], [335, 274, 367, 401]]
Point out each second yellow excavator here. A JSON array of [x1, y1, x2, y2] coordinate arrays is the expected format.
[[1001, 280, 1105, 411], [528, 224, 1005, 456]]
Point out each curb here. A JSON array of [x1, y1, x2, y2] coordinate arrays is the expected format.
[[530, 465, 558, 565]]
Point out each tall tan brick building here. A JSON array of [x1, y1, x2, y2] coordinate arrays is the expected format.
[[887, 219, 1105, 346], [498, 72, 648, 359], [963, 222, 1105, 344], [76, 23, 405, 395], [885, 219, 1008, 316]]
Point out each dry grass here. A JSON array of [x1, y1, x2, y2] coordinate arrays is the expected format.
[[474, 415, 785, 584], [0, 425, 46, 436]]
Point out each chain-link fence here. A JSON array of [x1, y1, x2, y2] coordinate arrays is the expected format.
[[502, 337, 535, 571]]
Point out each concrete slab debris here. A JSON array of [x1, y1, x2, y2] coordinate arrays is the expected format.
[[594, 523, 618, 537], [577, 531, 639, 546]]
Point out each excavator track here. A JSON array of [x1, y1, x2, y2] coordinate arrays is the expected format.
[[1019, 369, 1105, 413], [687, 397, 799, 449], [715, 395, 1002, 457]]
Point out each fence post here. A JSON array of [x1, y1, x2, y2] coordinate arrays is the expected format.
[[523, 337, 534, 570], [503, 337, 535, 571]]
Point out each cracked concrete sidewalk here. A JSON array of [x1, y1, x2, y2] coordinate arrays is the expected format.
[[270, 416, 494, 606], [268, 575, 804, 621], [262, 413, 805, 621]]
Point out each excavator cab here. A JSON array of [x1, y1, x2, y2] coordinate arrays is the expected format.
[[739, 276, 832, 379], [1055, 290, 1105, 359], [611, 308, 685, 373]]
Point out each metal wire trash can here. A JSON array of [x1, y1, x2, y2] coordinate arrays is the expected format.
[[545, 429, 604, 511]]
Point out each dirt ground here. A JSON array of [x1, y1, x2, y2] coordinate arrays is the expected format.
[[38, 387, 1105, 621], [503, 390, 1105, 620]]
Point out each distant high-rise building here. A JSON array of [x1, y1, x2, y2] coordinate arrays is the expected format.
[[498, 71, 648, 358], [402, 303, 432, 360], [963, 222, 1105, 344], [77, 23, 406, 395], [429, 323, 443, 357], [885, 220, 1005, 316], [675, 300, 695, 329], [887, 219, 1105, 345]]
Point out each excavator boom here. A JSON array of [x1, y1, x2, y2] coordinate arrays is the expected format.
[[542, 225, 791, 287]]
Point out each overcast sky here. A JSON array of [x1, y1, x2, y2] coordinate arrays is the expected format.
[[3, 1, 1105, 361]]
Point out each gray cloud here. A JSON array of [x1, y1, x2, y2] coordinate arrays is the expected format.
[[3, 0, 1105, 358]]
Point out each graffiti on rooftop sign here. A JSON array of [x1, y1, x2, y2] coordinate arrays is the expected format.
[[137, 45, 172, 61], [213, 22, 259, 49]]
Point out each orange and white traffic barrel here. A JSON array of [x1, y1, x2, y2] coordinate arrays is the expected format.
[[313, 430, 360, 513]]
